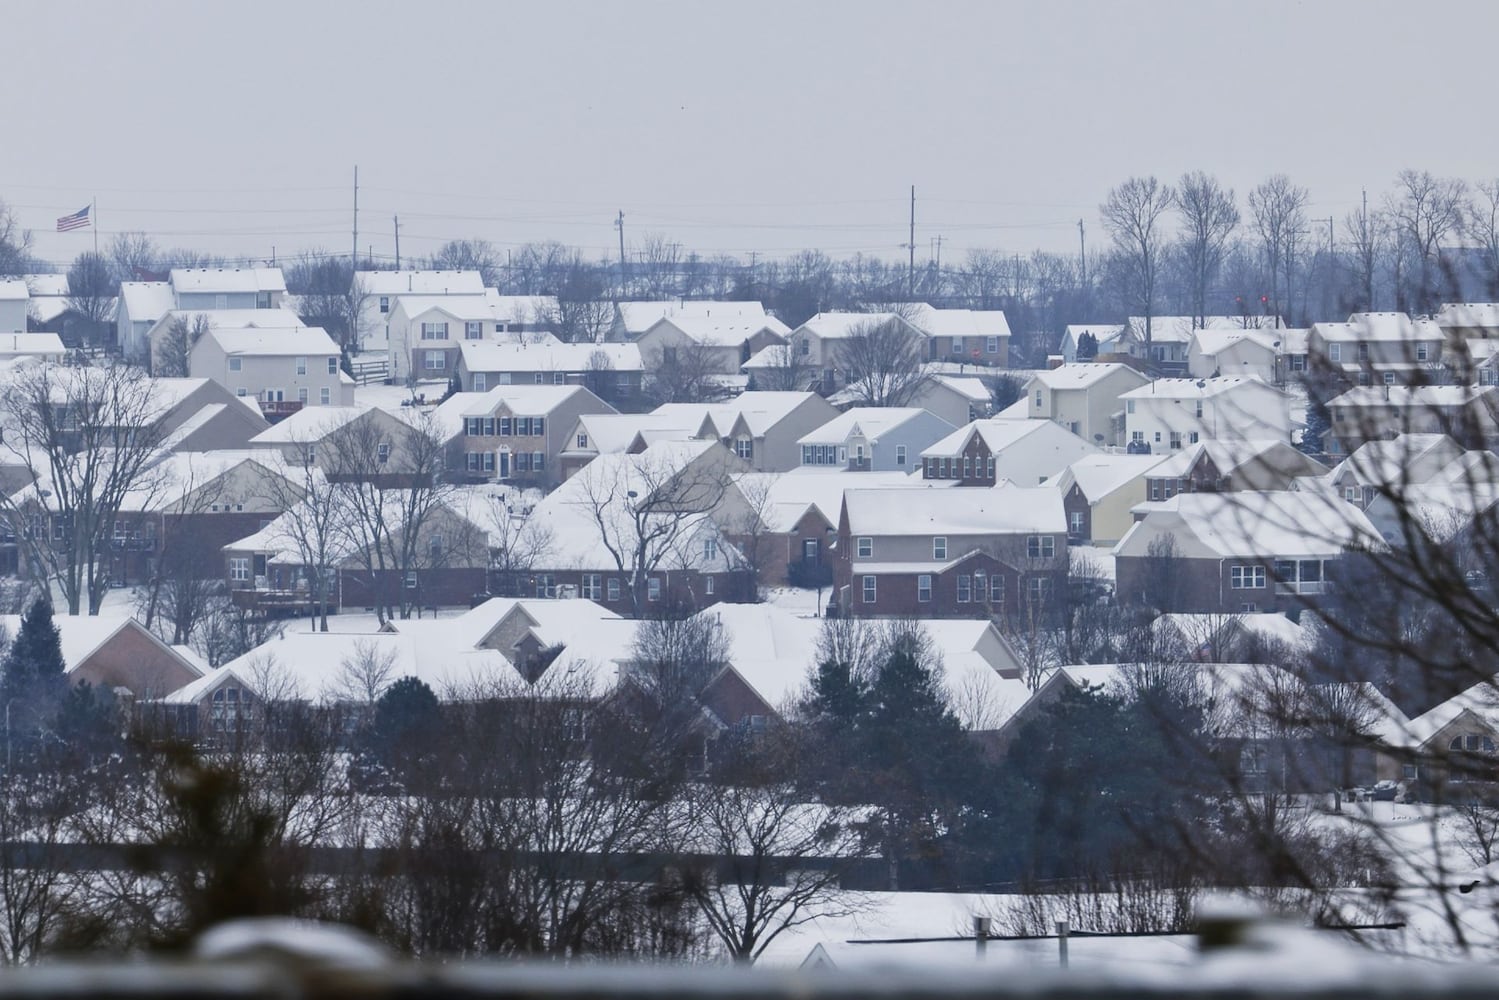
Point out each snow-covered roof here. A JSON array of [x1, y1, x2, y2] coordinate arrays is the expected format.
[[1402, 680, 1499, 748], [1029, 363, 1145, 390], [921, 417, 1091, 460], [1119, 375, 1280, 401], [0, 613, 203, 680], [170, 267, 286, 294], [488, 294, 558, 324], [458, 340, 641, 373], [1192, 327, 1283, 357], [1128, 315, 1280, 343], [563, 412, 699, 456], [843, 481, 1065, 536], [358, 270, 487, 296], [733, 468, 931, 533], [209, 325, 339, 357], [459, 383, 588, 418], [1146, 439, 1308, 479], [0, 280, 28, 301], [928, 375, 991, 402], [1327, 385, 1497, 409], [1436, 302, 1499, 329], [0, 332, 64, 356], [22, 274, 68, 297], [896, 304, 1012, 341], [647, 312, 790, 345], [117, 282, 173, 325], [1315, 312, 1443, 343], [794, 311, 914, 341], [1326, 434, 1461, 488], [388, 293, 497, 322], [654, 391, 822, 439], [1052, 453, 1166, 500], [798, 407, 941, 446], [249, 405, 371, 444], [616, 300, 768, 336], [1116, 490, 1383, 560]]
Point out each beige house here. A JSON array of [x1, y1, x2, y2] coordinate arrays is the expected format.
[[1326, 385, 1499, 455], [355, 269, 487, 352], [1051, 453, 1166, 546], [189, 324, 355, 419], [1308, 312, 1445, 386], [652, 391, 841, 473], [785, 312, 926, 393], [1025, 363, 1151, 448], [635, 314, 789, 377]]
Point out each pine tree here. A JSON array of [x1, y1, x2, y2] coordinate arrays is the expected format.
[[0, 597, 67, 734]]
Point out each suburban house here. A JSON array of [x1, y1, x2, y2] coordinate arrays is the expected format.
[[1188, 327, 1285, 382], [1307, 312, 1445, 387], [0, 332, 64, 364], [354, 269, 487, 352], [189, 322, 355, 418], [149, 377, 274, 452], [1051, 453, 1167, 546], [652, 391, 841, 473], [387, 294, 510, 383], [522, 440, 749, 613], [116, 281, 176, 361], [1321, 433, 1468, 508], [1059, 324, 1126, 363], [784, 312, 926, 394], [920, 418, 1097, 486], [1118, 316, 1281, 374], [0, 613, 205, 701], [455, 341, 643, 405], [1325, 385, 1499, 454], [831, 373, 992, 427], [147, 308, 307, 375], [609, 300, 773, 343], [452, 384, 617, 489], [722, 468, 927, 590], [1112, 490, 1382, 614], [796, 406, 953, 472], [1025, 363, 1151, 448], [170, 268, 286, 311], [556, 412, 701, 480], [0, 279, 27, 332], [901, 304, 1011, 367], [23, 274, 110, 346], [833, 483, 1068, 619], [1121, 376, 1295, 451], [635, 312, 790, 376], [1435, 302, 1499, 342], [1142, 440, 1327, 501]]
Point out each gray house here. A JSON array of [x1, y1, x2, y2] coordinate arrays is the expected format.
[[797, 406, 954, 473]]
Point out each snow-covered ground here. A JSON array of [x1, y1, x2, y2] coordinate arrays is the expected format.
[[763, 586, 825, 618]]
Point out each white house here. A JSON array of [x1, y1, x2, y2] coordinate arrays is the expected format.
[[116, 282, 177, 361], [635, 313, 790, 376], [456, 341, 643, 399], [354, 270, 488, 351], [169, 268, 286, 311], [797, 406, 953, 472], [1059, 324, 1126, 363], [0, 280, 27, 333], [1025, 363, 1152, 448], [1120, 315, 1282, 371], [1188, 327, 1284, 382], [785, 312, 927, 393], [1121, 376, 1294, 451], [189, 324, 354, 417], [610, 300, 772, 342], [0, 332, 65, 363]]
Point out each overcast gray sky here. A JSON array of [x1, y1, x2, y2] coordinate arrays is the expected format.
[[6, 0, 1496, 271]]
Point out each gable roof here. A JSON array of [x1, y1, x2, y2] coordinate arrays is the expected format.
[[794, 312, 920, 341], [1327, 385, 1497, 409], [170, 267, 286, 294], [249, 405, 372, 444], [23, 274, 68, 297], [564, 412, 700, 456], [1029, 363, 1147, 391], [1119, 375, 1283, 401], [897, 304, 1012, 341], [1146, 439, 1319, 479], [119, 282, 175, 323], [1127, 315, 1280, 343], [1326, 434, 1462, 487], [647, 313, 791, 345], [1191, 327, 1283, 357], [0, 280, 28, 302], [207, 324, 339, 357], [357, 270, 487, 296], [798, 407, 944, 446], [920, 417, 1095, 461], [616, 300, 768, 337], [1314, 312, 1443, 343], [843, 481, 1064, 536], [1436, 303, 1499, 329], [653, 391, 826, 439], [458, 340, 641, 373], [733, 468, 932, 533], [459, 383, 589, 418], [1114, 490, 1383, 560], [1051, 453, 1167, 500], [0, 614, 204, 682]]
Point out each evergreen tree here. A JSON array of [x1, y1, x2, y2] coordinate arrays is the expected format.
[[0, 597, 67, 736], [367, 676, 442, 788], [52, 681, 122, 769]]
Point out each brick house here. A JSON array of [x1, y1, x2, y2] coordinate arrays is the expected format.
[[832, 483, 1067, 619], [0, 613, 207, 701], [1141, 440, 1327, 501], [921, 418, 1097, 487]]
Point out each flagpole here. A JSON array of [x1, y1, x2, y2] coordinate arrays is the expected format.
[[92, 197, 97, 255]]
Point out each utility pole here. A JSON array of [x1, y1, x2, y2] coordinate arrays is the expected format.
[[907, 185, 916, 299], [1327, 215, 1335, 256], [614, 210, 627, 295], [931, 234, 943, 273], [394, 215, 401, 270], [351, 165, 359, 271], [747, 250, 758, 298], [1078, 218, 1087, 287]]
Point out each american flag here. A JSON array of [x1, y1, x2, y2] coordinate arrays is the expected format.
[[56, 206, 90, 232]]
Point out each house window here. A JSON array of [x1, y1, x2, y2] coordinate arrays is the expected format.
[[532, 451, 544, 471], [798, 338, 810, 356], [1417, 344, 1430, 362], [1027, 535, 1055, 559], [1383, 372, 1395, 385], [553, 372, 566, 385], [896, 444, 906, 466], [647, 577, 662, 601], [1028, 577, 1051, 603], [1329, 343, 1342, 363], [1357, 343, 1369, 362], [1131, 431, 1144, 443], [428, 535, 443, 560], [735, 437, 752, 461], [963, 457, 972, 478], [229, 557, 249, 582], [1230, 565, 1266, 589], [1188, 431, 1199, 444], [1194, 400, 1204, 419], [974, 571, 988, 602], [957, 575, 971, 602], [577, 433, 589, 448], [1069, 511, 1084, 536], [499, 417, 511, 435], [327, 356, 338, 375], [474, 373, 487, 392], [1170, 431, 1182, 450], [295, 356, 307, 375], [465, 321, 483, 340], [425, 351, 445, 370], [1358, 372, 1371, 386], [951, 336, 964, 354], [703, 537, 718, 561], [1034, 390, 1043, 407], [1126, 400, 1136, 414], [228, 357, 242, 372], [986, 336, 999, 354], [379, 296, 390, 314], [862, 575, 876, 603], [987, 457, 995, 478], [377, 442, 390, 464], [404, 571, 418, 589], [237, 388, 247, 397], [210, 686, 244, 734], [297, 387, 309, 404], [933, 536, 947, 560], [857, 536, 873, 558], [917, 575, 932, 601], [607, 577, 621, 601], [421, 321, 447, 340], [534, 373, 545, 384], [582, 574, 601, 600]]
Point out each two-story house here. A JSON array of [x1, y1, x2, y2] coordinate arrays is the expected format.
[[1308, 312, 1445, 387], [796, 406, 953, 472], [1113, 490, 1382, 614], [455, 384, 617, 489], [902, 304, 1011, 367], [556, 412, 701, 480], [1059, 324, 1127, 363], [609, 300, 772, 343], [1325, 384, 1499, 454], [921, 418, 1097, 487], [651, 391, 841, 473], [1119, 315, 1282, 374], [1142, 439, 1326, 501], [116, 281, 177, 362], [170, 268, 286, 311], [388, 294, 515, 383], [784, 312, 927, 394], [355, 269, 487, 352], [0, 280, 27, 333], [635, 313, 791, 376], [1321, 433, 1467, 509], [1121, 376, 1295, 451], [189, 323, 354, 420], [1187, 327, 1285, 382], [834, 483, 1068, 618], [1051, 453, 1167, 546], [1025, 363, 1151, 448]]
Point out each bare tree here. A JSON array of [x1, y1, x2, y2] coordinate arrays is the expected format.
[[835, 316, 927, 407], [285, 252, 360, 353], [0, 362, 170, 614], [107, 232, 160, 284], [646, 342, 730, 405], [1248, 175, 1309, 328], [1175, 172, 1239, 328], [152, 313, 211, 377], [429, 239, 501, 288], [635, 233, 683, 299], [746, 343, 812, 392], [63, 253, 115, 349], [1100, 176, 1175, 355], [1343, 199, 1388, 313], [1386, 169, 1468, 315], [0, 201, 34, 277], [255, 448, 341, 632], [325, 638, 399, 706], [1468, 179, 1499, 295], [486, 493, 555, 598]]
